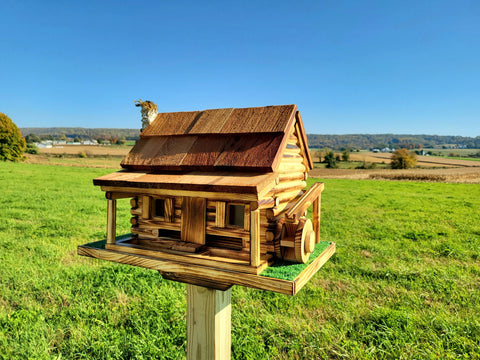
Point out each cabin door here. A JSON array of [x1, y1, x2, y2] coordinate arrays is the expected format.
[[181, 197, 206, 244]]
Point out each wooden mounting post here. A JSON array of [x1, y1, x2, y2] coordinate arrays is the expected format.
[[187, 285, 231, 360], [106, 199, 116, 244], [250, 209, 260, 267]]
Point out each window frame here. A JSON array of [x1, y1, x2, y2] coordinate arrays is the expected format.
[[150, 196, 174, 222], [226, 203, 246, 229]]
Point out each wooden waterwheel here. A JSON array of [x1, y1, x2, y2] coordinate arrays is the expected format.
[[273, 182, 323, 264], [274, 217, 316, 263]]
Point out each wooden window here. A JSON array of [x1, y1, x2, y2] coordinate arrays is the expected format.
[[151, 197, 173, 222], [227, 204, 245, 228], [154, 198, 165, 218]]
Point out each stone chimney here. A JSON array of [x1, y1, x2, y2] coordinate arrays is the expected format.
[[134, 99, 158, 131]]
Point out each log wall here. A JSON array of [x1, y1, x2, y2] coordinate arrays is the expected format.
[[130, 195, 271, 256], [113, 124, 309, 262]]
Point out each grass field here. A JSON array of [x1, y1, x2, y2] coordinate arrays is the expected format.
[[1, 162, 480, 359]]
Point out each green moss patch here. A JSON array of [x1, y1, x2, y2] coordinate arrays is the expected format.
[[260, 241, 332, 281]]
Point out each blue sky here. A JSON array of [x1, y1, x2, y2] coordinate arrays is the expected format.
[[1, 0, 479, 136]]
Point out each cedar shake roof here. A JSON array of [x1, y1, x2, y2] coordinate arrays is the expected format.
[[120, 104, 312, 173]]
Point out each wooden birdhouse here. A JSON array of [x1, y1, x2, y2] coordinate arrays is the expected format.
[[79, 104, 335, 295]]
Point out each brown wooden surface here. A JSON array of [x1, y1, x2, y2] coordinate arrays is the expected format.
[[212, 133, 284, 170], [142, 196, 150, 219], [122, 133, 285, 172], [78, 240, 335, 295], [187, 285, 231, 360], [135, 238, 204, 253], [275, 189, 305, 206], [141, 105, 296, 137], [106, 199, 116, 244], [294, 218, 313, 263], [102, 185, 260, 203], [294, 111, 314, 170], [269, 106, 298, 173], [105, 238, 268, 275], [118, 104, 316, 173], [106, 192, 136, 200], [94, 171, 276, 197], [293, 242, 336, 293], [181, 197, 206, 244], [215, 202, 226, 228], [250, 210, 261, 267], [164, 198, 174, 222], [285, 182, 324, 221]]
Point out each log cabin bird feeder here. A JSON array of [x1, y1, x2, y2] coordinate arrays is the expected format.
[[79, 104, 335, 295]]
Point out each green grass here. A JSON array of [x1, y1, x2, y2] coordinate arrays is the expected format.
[[1, 162, 480, 359], [260, 241, 332, 281]]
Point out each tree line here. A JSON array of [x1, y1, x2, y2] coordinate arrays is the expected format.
[[307, 134, 480, 150], [19, 128, 480, 150], [20, 127, 141, 142]]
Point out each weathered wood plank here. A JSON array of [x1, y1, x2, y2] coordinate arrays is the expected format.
[[141, 110, 201, 136], [106, 199, 116, 244], [164, 198, 174, 222], [205, 225, 249, 239], [275, 189, 305, 206], [285, 182, 324, 221], [266, 199, 299, 219], [213, 134, 284, 171], [104, 241, 266, 274], [181, 197, 206, 244], [187, 108, 234, 134], [106, 192, 136, 200], [293, 242, 336, 293], [100, 186, 259, 202], [180, 136, 226, 169], [270, 180, 306, 194], [136, 219, 181, 231], [277, 162, 306, 174], [78, 240, 336, 295], [294, 111, 314, 170], [250, 210, 261, 267], [277, 172, 306, 183], [219, 105, 296, 134], [95, 171, 276, 198], [215, 202, 226, 228], [142, 196, 150, 219]]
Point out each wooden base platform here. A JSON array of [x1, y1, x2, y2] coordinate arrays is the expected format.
[[104, 235, 270, 275], [77, 235, 335, 295]]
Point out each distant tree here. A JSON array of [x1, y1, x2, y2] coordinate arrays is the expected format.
[[0, 113, 26, 161], [342, 150, 350, 161], [25, 133, 41, 143], [391, 148, 417, 169], [310, 150, 322, 163], [25, 143, 39, 154], [324, 151, 337, 168]]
